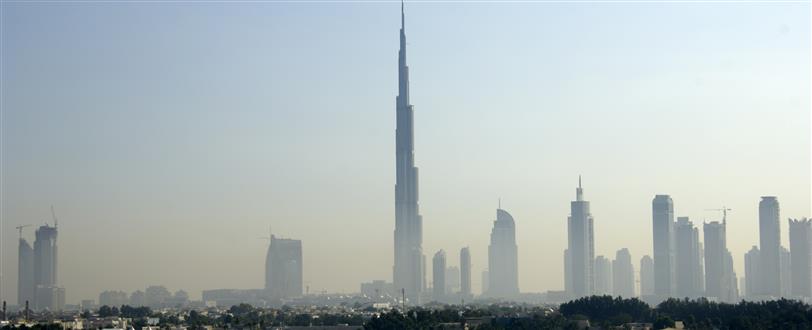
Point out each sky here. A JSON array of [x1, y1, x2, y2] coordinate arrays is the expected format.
[[0, 1, 810, 304]]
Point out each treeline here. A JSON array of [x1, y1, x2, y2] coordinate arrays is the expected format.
[[561, 295, 812, 329]]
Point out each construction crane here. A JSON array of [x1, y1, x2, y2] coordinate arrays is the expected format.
[[705, 207, 732, 225], [15, 224, 31, 239], [50, 205, 59, 228]]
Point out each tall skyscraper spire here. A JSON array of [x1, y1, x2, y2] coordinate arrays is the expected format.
[[393, 1, 424, 305]]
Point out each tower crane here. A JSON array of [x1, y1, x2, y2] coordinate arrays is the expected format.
[[15, 224, 31, 239], [705, 207, 732, 225]]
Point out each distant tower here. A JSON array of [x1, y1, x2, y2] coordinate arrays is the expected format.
[[17, 231, 34, 308], [33, 224, 62, 310], [744, 245, 761, 297], [432, 250, 446, 302], [487, 208, 519, 297], [594, 255, 612, 295], [639, 255, 654, 297], [567, 177, 594, 298], [704, 220, 736, 302], [460, 247, 472, 296], [789, 218, 812, 298], [674, 217, 703, 298], [759, 196, 781, 297], [652, 195, 675, 298], [392, 0, 425, 305], [612, 248, 634, 298], [265, 235, 303, 298]]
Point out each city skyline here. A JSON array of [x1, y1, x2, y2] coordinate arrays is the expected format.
[[1, 2, 810, 304]]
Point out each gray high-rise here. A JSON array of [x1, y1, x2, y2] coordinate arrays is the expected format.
[[704, 220, 737, 302], [652, 195, 675, 297], [613, 248, 634, 298], [265, 235, 303, 298], [392, 2, 424, 305], [789, 218, 812, 298], [567, 177, 594, 297], [33, 224, 61, 310], [640, 255, 654, 297], [18, 234, 34, 307], [488, 208, 519, 297], [759, 197, 781, 296], [594, 255, 612, 295], [432, 250, 446, 302], [744, 246, 761, 297], [675, 217, 703, 298], [460, 247, 472, 296]]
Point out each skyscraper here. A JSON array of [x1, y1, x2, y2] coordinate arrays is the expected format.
[[652, 195, 675, 298], [759, 196, 781, 297], [780, 246, 792, 297], [18, 233, 34, 307], [675, 217, 703, 298], [640, 255, 654, 297], [488, 208, 519, 297], [432, 250, 446, 302], [567, 177, 594, 298], [744, 246, 761, 297], [33, 224, 61, 310], [594, 256, 612, 295], [460, 247, 472, 296], [445, 266, 460, 294], [613, 248, 634, 298], [564, 249, 573, 295], [265, 235, 303, 298], [704, 220, 736, 302], [392, 1, 424, 305], [789, 218, 812, 298]]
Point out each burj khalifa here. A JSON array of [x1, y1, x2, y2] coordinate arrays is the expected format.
[[393, 1, 424, 305]]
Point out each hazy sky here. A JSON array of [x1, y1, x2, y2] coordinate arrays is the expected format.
[[1, 2, 809, 304]]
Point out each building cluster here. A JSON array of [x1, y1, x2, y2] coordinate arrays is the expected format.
[[564, 192, 812, 304], [17, 223, 65, 311]]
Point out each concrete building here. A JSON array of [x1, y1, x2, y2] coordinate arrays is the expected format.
[[613, 248, 634, 298], [594, 256, 612, 295], [564, 249, 572, 296], [360, 280, 395, 298], [744, 246, 761, 298], [392, 2, 425, 305], [781, 246, 792, 297], [652, 195, 675, 298], [640, 255, 654, 297], [265, 235, 303, 298], [33, 224, 63, 310], [446, 266, 460, 294], [99, 290, 129, 307], [759, 197, 781, 297], [18, 233, 34, 308], [675, 217, 703, 298], [432, 250, 446, 302], [789, 218, 812, 298], [567, 177, 594, 298], [488, 208, 519, 297], [460, 247, 472, 296], [704, 220, 737, 302]]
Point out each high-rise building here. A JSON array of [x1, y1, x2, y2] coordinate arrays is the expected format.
[[18, 233, 34, 308], [675, 217, 703, 298], [567, 177, 594, 298], [781, 246, 792, 297], [99, 290, 129, 307], [594, 256, 612, 295], [265, 235, 303, 298], [744, 246, 761, 298], [640, 255, 654, 297], [704, 220, 736, 302], [759, 197, 781, 297], [392, 2, 424, 305], [33, 224, 63, 310], [488, 208, 519, 297], [432, 250, 446, 302], [652, 195, 675, 298], [789, 218, 812, 298], [564, 249, 573, 295], [446, 266, 460, 294], [460, 247, 472, 296], [613, 248, 634, 298]]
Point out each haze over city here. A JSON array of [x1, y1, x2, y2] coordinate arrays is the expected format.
[[1, 0, 809, 308]]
